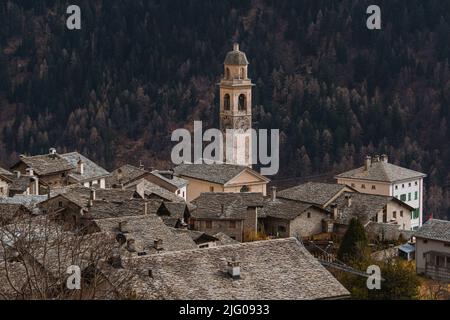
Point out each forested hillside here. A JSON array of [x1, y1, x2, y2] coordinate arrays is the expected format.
[[1, 0, 450, 219]]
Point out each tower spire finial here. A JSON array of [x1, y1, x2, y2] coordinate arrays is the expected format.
[[233, 43, 239, 51]]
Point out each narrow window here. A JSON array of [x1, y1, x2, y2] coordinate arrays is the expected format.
[[372, 185, 376, 190], [206, 221, 212, 229], [209, 186, 214, 192], [361, 184, 366, 189], [224, 94, 231, 111], [238, 94, 247, 111]]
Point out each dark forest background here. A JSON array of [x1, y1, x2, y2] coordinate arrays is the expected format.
[[0, 0, 450, 219]]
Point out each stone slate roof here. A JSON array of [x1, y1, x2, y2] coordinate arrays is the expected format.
[[0, 167, 11, 175], [192, 193, 264, 220], [60, 152, 110, 183], [278, 182, 349, 207], [174, 163, 268, 185], [123, 238, 350, 300], [0, 174, 33, 193], [259, 197, 325, 220], [214, 232, 240, 246], [151, 170, 188, 189], [365, 222, 415, 242], [159, 202, 191, 228], [224, 48, 249, 66], [335, 161, 426, 183], [126, 179, 185, 203], [170, 228, 218, 245], [106, 164, 149, 188], [85, 199, 163, 220], [93, 215, 197, 254], [415, 219, 450, 242], [0, 195, 48, 213], [50, 186, 138, 209], [327, 192, 400, 225], [16, 153, 75, 176]]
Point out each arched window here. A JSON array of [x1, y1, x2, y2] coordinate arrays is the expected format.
[[240, 185, 250, 193], [224, 94, 231, 110], [225, 68, 231, 79], [238, 94, 247, 111]]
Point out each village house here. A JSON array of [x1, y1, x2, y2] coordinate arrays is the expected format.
[[415, 219, 450, 282], [174, 163, 270, 202], [0, 169, 39, 197], [9, 148, 110, 194], [259, 188, 330, 239], [190, 193, 264, 242], [59, 152, 110, 188], [326, 192, 414, 234], [121, 238, 350, 300], [106, 164, 188, 200], [335, 155, 427, 229]]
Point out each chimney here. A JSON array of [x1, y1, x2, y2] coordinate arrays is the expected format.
[[77, 158, 84, 175], [381, 154, 389, 163], [233, 43, 239, 51], [88, 189, 96, 207], [14, 171, 21, 178], [108, 250, 122, 269], [26, 167, 34, 177], [365, 156, 372, 171], [49, 148, 57, 155], [345, 195, 352, 207], [126, 239, 136, 252], [47, 188, 51, 200], [330, 203, 338, 220], [118, 221, 129, 233], [227, 257, 241, 279], [271, 186, 277, 201], [139, 161, 145, 170], [373, 154, 380, 163], [153, 239, 163, 251], [144, 202, 148, 215]]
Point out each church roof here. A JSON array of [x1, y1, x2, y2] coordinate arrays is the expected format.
[[224, 44, 249, 66]]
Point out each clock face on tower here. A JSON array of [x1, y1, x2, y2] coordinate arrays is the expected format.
[[234, 116, 251, 131]]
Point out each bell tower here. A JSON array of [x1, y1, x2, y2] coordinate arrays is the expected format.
[[219, 43, 254, 167]]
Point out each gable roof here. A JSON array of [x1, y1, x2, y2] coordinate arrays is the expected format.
[[106, 164, 149, 188], [123, 238, 350, 300], [415, 219, 450, 242], [151, 170, 188, 189], [45, 187, 138, 209], [93, 215, 197, 254], [335, 161, 426, 183], [192, 193, 264, 220], [0, 167, 12, 175], [278, 182, 352, 207], [259, 197, 327, 220], [60, 152, 110, 183], [0, 173, 34, 193], [13, 154, 75, 176], [174, 164, 269, 185], [213, 232, 240, 246], [126, 179, 185, 203], [85, 199, 163, 220]]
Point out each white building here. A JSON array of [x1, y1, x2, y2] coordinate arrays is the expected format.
[[335, 155, 427, 230]]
